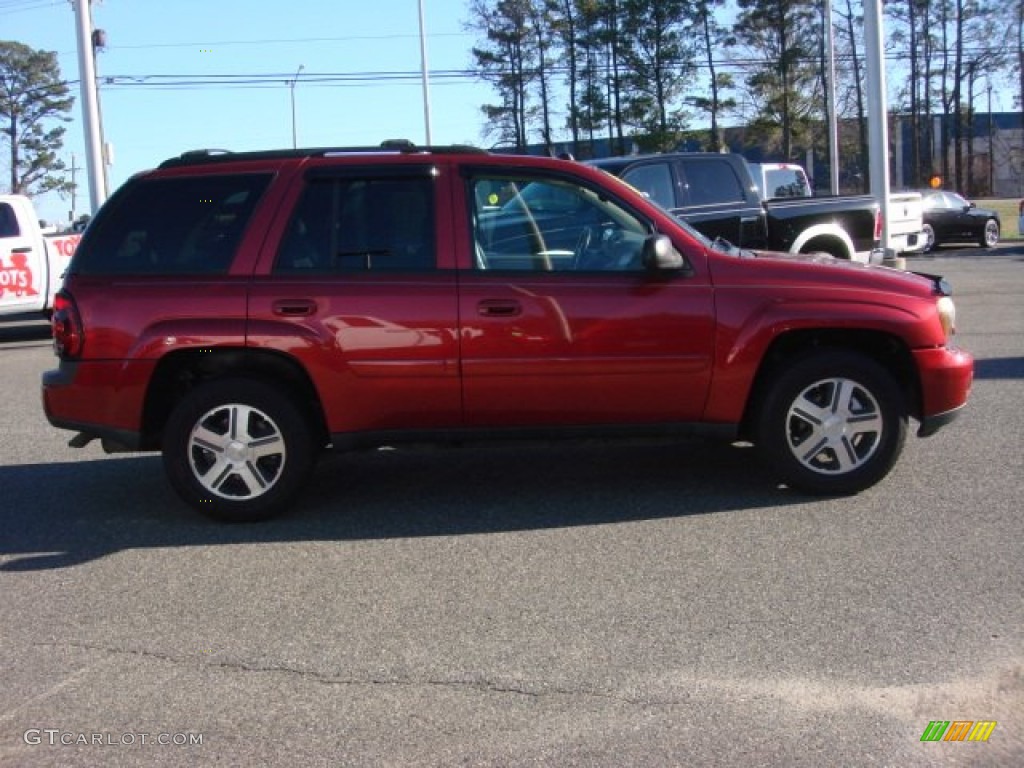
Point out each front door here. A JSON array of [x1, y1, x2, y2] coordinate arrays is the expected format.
[[457, 169, 715, 429]]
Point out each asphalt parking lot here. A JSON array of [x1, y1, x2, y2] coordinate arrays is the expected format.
[[0, 245, 1021, 767]]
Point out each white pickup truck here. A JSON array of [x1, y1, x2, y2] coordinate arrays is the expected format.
[[0, 194, 81, 318], [888, 191, 926, 255]]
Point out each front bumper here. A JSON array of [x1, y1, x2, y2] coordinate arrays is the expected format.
[[913, 346, 974, 437]]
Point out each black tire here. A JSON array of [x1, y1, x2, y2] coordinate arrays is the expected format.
[[980, 218, 999, 248], [163, 378, 315, 522], [755, 351, 907, 495], [922, 223, 936, 252]]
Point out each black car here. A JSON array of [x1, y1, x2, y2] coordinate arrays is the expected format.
[[919, 189, 1000, 251]]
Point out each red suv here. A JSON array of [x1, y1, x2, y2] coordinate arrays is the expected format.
[[43, 143, 973, 521]]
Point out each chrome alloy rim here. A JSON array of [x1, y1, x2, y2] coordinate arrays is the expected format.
[[188, 404, 286, 499], [785, 377, 883, 475], [984, 220, 999, 247]]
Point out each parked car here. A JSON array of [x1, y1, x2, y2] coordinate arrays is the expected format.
[[42, 142, 972, 522], [919, 190, 1000, 250]]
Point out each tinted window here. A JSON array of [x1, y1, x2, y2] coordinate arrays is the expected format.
[[0, 203, 20, 238], [470, 174, 651, 272], [275, 176, 435, 272], [681, 159, 744, 205], [75, 174, 271, 275]]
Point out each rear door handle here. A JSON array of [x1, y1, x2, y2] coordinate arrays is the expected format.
[[272, 299, 317, 317], [478, 299, 522, 317]]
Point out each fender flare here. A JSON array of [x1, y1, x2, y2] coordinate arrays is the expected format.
[[788, 223, 855, 260]]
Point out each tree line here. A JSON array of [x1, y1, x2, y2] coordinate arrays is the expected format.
[[467, 0, 1021, 194]]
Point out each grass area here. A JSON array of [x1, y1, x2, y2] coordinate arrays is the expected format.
[[975, 198, 1022, 239]]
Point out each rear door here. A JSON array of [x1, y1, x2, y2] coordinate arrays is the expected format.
[[456, 166, 715, 429], [247, 161, 461, 439]]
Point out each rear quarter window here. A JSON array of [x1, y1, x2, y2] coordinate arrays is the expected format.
[[73, 173, 272, 275]]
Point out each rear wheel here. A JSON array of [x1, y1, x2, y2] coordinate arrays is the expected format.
[[980, 218, 999, 248], [163, 378, 315, 522], [756, 351, 907, 495], [922, 223, 936, 252]]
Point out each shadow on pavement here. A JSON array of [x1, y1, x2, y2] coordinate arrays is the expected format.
[[973, 356, 1024, 380], [0, 439, 806, 571]]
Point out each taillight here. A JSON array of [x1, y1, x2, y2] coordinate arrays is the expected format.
[[52, 290, 84, 358], [873, 210, 884, 242]]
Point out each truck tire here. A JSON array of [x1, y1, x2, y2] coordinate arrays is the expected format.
[[163, 378, 315, 522], [756, 350, 907, 495]]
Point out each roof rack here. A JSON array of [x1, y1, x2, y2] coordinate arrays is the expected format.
[[158, 140, 488, 168]]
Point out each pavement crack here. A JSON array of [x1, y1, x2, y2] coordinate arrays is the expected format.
[[33, 641, 648, 704]]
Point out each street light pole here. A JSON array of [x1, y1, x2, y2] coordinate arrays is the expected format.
[[290, 64, 304, 149], [418, 0, 433, 145]]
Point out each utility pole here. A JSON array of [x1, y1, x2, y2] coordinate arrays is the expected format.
[[72, 0, 107, 211], [289, 65, 304, 149]]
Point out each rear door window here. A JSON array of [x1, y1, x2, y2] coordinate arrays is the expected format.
[[74, 174, 272, 274], [274, 175, 435, 273]]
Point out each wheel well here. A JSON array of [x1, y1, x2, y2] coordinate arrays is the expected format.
[[140, 348, 328, 450], [738, 329, 920, 440]]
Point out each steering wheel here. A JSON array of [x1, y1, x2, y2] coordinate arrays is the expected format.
[[571, 226, 594, 270]]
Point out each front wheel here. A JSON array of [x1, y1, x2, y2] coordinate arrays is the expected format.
[[980, 218, 999, 248], [755, 351, 907, 495], [163, 378, 315, 522]]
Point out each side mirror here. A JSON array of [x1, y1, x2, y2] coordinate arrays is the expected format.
[[641, 233, 685, 271]]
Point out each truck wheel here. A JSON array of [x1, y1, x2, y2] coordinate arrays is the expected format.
[[163, 378, 315, 522], [922, 223, 936, 251], [756, 351, 907, 495], [980, 219, 999, 248]]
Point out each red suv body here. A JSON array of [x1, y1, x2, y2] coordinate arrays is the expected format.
[[43, 144, 973, 521]]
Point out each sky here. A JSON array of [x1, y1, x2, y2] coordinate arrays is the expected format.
[[2, 0, 495, 224]]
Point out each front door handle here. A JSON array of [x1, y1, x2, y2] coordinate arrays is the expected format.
[[272, 299, 317, 317], [478, 299, 522, 317]]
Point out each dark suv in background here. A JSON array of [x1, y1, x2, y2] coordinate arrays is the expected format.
[[43, 143, 972, 522]]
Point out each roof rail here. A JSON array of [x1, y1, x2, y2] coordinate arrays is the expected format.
[[158, 140, 488, 168]]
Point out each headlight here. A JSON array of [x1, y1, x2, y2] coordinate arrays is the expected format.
[[936, 296, 956, 341]]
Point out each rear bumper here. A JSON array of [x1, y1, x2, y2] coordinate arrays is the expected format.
[[42, 360, 147, 450], [891, 231, 927, 255], [912, 346, 974, 436]]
